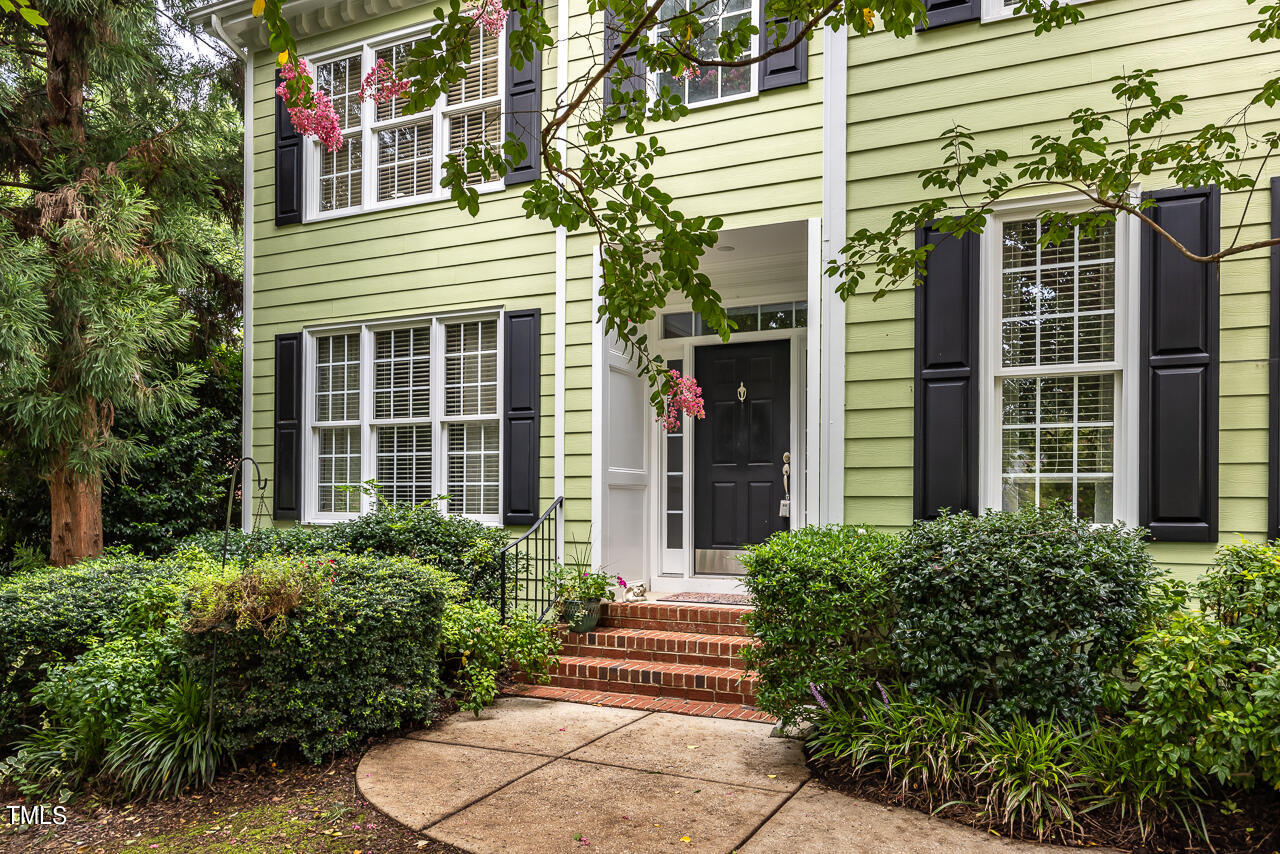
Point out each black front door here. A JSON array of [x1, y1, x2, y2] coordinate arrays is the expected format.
[[693, 340, 791, 567]]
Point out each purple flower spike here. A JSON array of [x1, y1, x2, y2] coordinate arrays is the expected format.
[[808, 682, 830, 711], [875, 680, 891, 708]]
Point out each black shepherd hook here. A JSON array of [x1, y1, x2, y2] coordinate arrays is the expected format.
[[210, 456, 269, 733], [221, 456, 268, 573]]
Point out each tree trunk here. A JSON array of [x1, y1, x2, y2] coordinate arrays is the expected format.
[[48, 466, 103, 567]]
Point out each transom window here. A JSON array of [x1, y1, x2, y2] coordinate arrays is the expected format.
[[653, 0, 756, 106], [306, 27, 504, 219], [990, 215, 1125, 523], [307, 315, 501, 521]]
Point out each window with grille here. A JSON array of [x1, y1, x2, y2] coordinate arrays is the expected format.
[[307, 315, 501, 521], [992, 215, 1123, 523], [315, 55, 364, 212], [653, 0, 756, 106], [304, 27, 505, 220], [314, 333, 362, 512]]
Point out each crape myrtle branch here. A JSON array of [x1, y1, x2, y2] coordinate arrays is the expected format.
[[831, 58, 1280, 302]]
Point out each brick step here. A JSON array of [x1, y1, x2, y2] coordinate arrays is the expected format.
[[549, 655, 758, 705], [505, 683, 776, 724], [598, 602, 753, 637], [558, 627, 757, 670]]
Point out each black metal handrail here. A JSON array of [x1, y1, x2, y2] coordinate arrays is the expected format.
[[497, 496, 563, 623]]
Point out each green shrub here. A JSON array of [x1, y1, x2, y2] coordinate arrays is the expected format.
[[440, 600, 561, 715], [740, 525, 898, 727], [0, 631, 180, 797], [185, 553, 460, 761], [0, 551, 188, 746], [890, 504, 1159, 722], [1123, 611, 1280, 791], [1199, 539, 1280, 646], [184, 503, 510, 605]]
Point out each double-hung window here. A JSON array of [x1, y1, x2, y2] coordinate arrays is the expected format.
[[982, 207, 1137, 524], [307, 314, 502, 522], [653, 0, 756, 106], [306, 26, 504, 220]]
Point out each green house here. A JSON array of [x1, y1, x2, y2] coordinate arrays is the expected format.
[[191, 0, 1279, 593]]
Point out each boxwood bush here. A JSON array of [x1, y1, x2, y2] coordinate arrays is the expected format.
[[740, 525, 899, 727], [891, 505, 1159, 722], [184, 503, 510, 605], [184, 552, 462, 761]]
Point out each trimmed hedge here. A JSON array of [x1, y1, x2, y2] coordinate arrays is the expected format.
[[890, 505, 1159, 722], [184, 503, 509, 605], [184, 553, 462, 761], [0, 552, 185, 746], [740, 526, 899, 727]]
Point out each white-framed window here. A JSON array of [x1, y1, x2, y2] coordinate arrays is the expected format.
[[304, 25, 505, 221], [303, 313, 503, 523], [979, 199, 1140, 524], [981, 0, 1093, 23], [652, 0, 757, 107]]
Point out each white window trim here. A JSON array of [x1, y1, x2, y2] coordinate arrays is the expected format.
[[301, 310, 505, 525], [977, 191, 1142, 525], [982, 0, 1094, 24], [301, 24, 507, 223], [648, 0, 760, 110]]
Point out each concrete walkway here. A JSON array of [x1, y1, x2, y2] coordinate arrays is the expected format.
[[357, 697, 1078, 854]]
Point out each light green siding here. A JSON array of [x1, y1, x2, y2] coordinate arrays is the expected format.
[[247, 0, 827, 548], [843, 0, 1280, 583]]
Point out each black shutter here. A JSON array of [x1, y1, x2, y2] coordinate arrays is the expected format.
[[1139, 186, 1220, 542], [914, 227, 980, 519], [602, 9, 646, 106], [273, 332, 303, 520], [1271, 178, 1280, 540], [917, 0, 980, 29], [758, 11, 807, 91], [503, 309, 542, 526], [274, 72, 303, 226], [505, 11, 541, 185]]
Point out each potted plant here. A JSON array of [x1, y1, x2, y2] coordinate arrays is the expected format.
[[556, 565, 625, 633]]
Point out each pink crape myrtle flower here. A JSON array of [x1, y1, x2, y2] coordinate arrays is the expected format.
[[276, 59, 344, 152], [676, 64, 701, 82], [659, 369, 706, 433], [360, 58, 412, 104], [616, 575, 628, 588], [470, 0, 509, 37]]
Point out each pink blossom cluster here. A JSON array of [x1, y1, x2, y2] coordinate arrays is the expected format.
[[676, 64, 701, 82], [276, 59, 344, 152], [659, 369, 706, 432], [360, 58, 412, 104], [470, 0, 509, 37]]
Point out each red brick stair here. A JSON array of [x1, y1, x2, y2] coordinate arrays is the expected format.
[[509, 601, 773, 723]]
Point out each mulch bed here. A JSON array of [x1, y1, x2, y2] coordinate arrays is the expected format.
[[0, 752, 466, 854], [808, 753, 1280, 853]]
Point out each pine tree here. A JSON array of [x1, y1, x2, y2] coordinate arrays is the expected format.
[[0, 0, 241, 565]]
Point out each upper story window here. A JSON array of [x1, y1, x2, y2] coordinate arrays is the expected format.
[[306, 313, 502, 522], [306, 27, 504, 221], [981, 0, 1092, 23], [653, 0, 757, 107], [982, 210, 1135, 524]]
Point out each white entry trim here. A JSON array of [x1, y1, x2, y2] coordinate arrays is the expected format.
[[590, 245, 604, 570], [820, 23, 848, 524]]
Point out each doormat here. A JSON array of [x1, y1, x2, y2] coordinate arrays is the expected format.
[[657, 592, 754, 606]]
